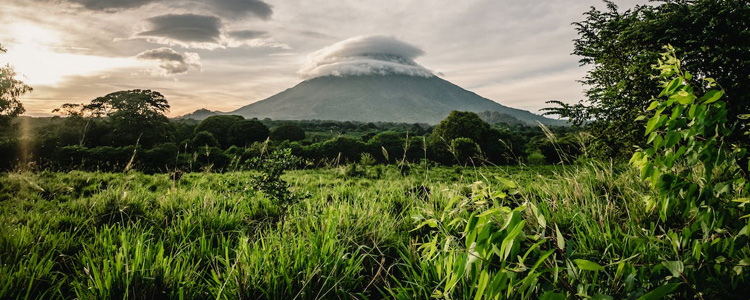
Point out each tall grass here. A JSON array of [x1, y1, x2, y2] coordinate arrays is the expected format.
[[0, 161, 747, 299]]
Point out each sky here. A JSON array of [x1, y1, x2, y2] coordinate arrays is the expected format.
[[1, 0, 651, 117]]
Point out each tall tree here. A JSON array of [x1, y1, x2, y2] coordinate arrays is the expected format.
[[0, 44, 32, 129], [57, 89, 172, 147], [544, 0, 749, 158]]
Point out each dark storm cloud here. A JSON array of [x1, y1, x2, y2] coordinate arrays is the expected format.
[[133, 14, 289, 49], [67, 0, 156, 11], [206, 0, 273, 20], [44, 0, 272, 19], [136, 47, 201, 75], [228, 30, 268, 40], [136, 14, 223, 44]]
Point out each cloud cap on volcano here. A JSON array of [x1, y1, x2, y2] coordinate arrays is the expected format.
[[299, 35, 434, 79]]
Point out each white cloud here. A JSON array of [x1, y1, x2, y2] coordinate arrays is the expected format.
[[299, 35, 434, 79], [136, 47, 201, 75]]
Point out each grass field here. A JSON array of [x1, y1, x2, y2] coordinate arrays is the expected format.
[[0, 162, 747, 299]]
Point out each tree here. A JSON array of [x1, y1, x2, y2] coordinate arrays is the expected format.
[[270, 124, 306, 142], [57, 89, 172, 147], [193, 131, 219, 147], [429, 111, 516, 164], [368, 131, 406, 162], [450, 137, 480, 165], [194, 115, 244, 147], [0, 44, 32, 128], [229, 119, 269, 147], [430, 111, 491, 144], [544, 0, 750, 158]]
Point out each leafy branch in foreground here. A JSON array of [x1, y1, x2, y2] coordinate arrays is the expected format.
[[631, 45, 750, 298]]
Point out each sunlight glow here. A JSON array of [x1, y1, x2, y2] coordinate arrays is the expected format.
[[3, 23, 147, 86]]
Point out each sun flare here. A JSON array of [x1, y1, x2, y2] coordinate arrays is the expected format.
[[2, 23, 145, 86]]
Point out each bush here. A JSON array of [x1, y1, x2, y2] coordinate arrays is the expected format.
[[192, 131, 219, 148], [270, 124, 305, 142], [229, 120, 269, 147], [194, 115, 244, 147], [450, 137, 479, 165]]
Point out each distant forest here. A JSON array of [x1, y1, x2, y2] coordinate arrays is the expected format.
[[2, 107, 578, 173]]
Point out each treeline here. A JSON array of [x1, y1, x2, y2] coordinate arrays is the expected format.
[[1, 101, 579, 172]]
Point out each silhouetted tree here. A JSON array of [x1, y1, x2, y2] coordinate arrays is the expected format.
[[229, 119, 269, 147], [270, 124, 306, 142], [193, 131, 219, 147], [194, 115, 244, 147], [56, 89, 172, 147], [0, 44, 32, 130]]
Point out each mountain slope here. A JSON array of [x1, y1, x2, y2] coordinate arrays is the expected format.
[[226, 75, 564, 125]]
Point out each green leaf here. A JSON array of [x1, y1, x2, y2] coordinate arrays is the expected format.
[[500, 220, 525, 260], [646, 101, 659, 111], [555, 224, 565, 250], [573, 259, 604, 272], [664, 131, 680, 148], [495, 176, 517, 189], [646, 116, 660, 135], [670, 90, 694, 105], [699, 90, 723, 104], [663, 77, 681, 95], [662, 261, 684, 277], [636, 283, 680, 300], [414, 219, 438, 231], [688, 105, 697, 119]]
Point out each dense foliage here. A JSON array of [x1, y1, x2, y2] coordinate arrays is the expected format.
[[1, 109, 574, 172], [54, 90, 172, 148], [545, 0, 749, 158], [630, 46, 750, 297]]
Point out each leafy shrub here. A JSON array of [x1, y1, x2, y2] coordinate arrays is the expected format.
[[192, 131, 219, 148], [194, 115, 244, 147], [630, 46, 750, 297], [270, 124, 305, 142], [247, 149, 302, 208], [228, 119, 269, 147], [450, 137, 480, 165]]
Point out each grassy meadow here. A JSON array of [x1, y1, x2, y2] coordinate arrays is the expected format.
[[4, 162, 706, 299]]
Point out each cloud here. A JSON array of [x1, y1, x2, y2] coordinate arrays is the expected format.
[[66, 0, 156, 11], [299, 35, 433, 79], [46, 0, 272, 19], [136, 47, 201, 75], [133, 14, 289, 49], [135, 14, 223, 48], [228, 30, 268, 40], [202, 0, 272, 20]]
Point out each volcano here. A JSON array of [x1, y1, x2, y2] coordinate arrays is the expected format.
[[222, 74, 562, 125], [180, 35, 566, 126]]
